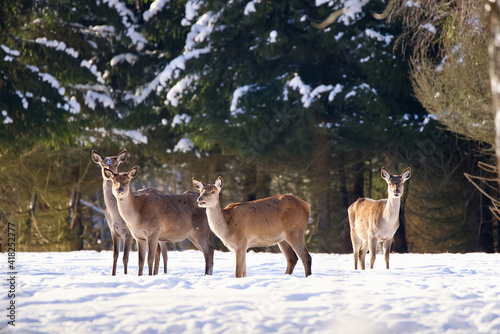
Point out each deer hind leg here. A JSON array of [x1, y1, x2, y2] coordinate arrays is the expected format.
[[359, 240, 368, 270], [159, 241, 168, 274], [350, 231, 362, 270], [137, 239, 147, 276], [278, 241, 298, 275], [382, 238, 393, 269], [122, 233, 134, 275], [368, 237, 378, 269], [153, 243, 160, 275], [111, 231, 120, 276], [188, 231, 214, 276], [286, 232, 312, 277]]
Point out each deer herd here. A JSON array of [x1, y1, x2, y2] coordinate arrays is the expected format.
[[92, 149, 411, 278]]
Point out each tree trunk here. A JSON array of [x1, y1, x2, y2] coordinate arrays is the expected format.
[[488, 0, 500, 178], [68, 183, 83, 250]]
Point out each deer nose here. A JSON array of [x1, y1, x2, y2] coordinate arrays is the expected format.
[[197, 196, 203, 203], [117, 187, 123, 193]]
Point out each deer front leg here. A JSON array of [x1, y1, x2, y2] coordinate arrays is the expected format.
[[382, 238, 393, 269], [368, 237, 378, 269], [122, 233, 133, 275], [234, 247, 247, 278], [147, 234, 160, 276], [137, 239, 148, 276], [111, 231, 120, 276]]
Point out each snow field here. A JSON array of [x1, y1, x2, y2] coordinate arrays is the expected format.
[[2, 251, 500, 333]]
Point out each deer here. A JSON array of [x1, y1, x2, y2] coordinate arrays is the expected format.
[[92, 150, 169, 275], [92, 149, 135, 276], [103, 166, 214, 276], [192, 176, 312, 278], [348, 166, 411, 270]]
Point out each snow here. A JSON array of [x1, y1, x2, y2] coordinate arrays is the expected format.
[[110, 53, 137, 66], [171, 113, 192, 127], [286, 74, 339, 108], [173, 137, 194, 152], [268, 30, 278, 44], [4, 251, 500, 333], [421, 23, 436, 34], [103, 0, 147, 51], [143, 0, 170, 22], [2, 110, 13, 124], [244, 0, 261, 16], [364, 29, 393, 46], [230, 85, 255, 115], [85, 90, 115, 110]]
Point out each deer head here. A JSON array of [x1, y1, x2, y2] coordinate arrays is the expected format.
[[103, 166, 138, 198], [381, 167, 411, 199], [192, 176, 223, 208], [91, 149, 127, 174]]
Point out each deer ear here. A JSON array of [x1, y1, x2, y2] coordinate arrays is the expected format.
[[128, 166, 138, 178], [215, 176, 223, 191], [381, 167, 391, 181], [91, 150, 103, 164], [103, 168, 115, 180], [192, 177, 204, 191], [401, 167, 411, 181], [117, 149, 127, 164]]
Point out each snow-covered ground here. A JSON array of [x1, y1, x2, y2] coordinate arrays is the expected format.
[[2, 250, 500, 333]]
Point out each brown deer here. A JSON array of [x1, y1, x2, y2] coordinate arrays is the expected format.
[[348, 166, 411, 270], [192, 176, 312, 278], [92, 150, 134, 276], [92, 150, 168, 275], [103, 166, 214, 276]]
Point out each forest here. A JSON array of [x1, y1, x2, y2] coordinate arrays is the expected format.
[[0, 0, 498, 254]]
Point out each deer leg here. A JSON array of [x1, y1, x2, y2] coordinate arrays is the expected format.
[[159, 241, 168, 274], [292, 244, 312, 277], [382, 238, 393, 269], [188, 233, 214, 275], [111, 231, 120, 276], [350, 232, 362, 270], [122, 233, 134, 275], [359, 241, 368, 270], [153, 243, 160, 275], [278, 241, 298, 275], [147, 234, 159, 276], [368, 237, 378, 269], [137, 239, 147, 276], [234, 247, 247, 278]]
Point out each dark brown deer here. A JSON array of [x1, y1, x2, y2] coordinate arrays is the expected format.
[[193, 176, 312, 278], [103, 167, 214, 276], [348, 166, 411, 270]]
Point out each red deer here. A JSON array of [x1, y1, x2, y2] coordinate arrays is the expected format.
[[348, 166, 411, 270], [103, 167, 214, 276], [192, 176, 312, 278]]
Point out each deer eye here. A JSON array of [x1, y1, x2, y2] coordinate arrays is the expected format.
[[211, 191, 215, 194]]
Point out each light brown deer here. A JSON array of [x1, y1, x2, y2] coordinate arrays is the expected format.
[[348, 166, 411, 270], [92, 150, 134, 276], [103, 166, 214, 276], [192, 176, 312, 278], [92, 150, 168, 275]]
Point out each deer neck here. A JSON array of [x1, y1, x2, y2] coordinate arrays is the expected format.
[[205, 202, 229, 238], [102, 179, 118, 211], [114, 189, 140, 226], [384, 195, 401, 224]]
